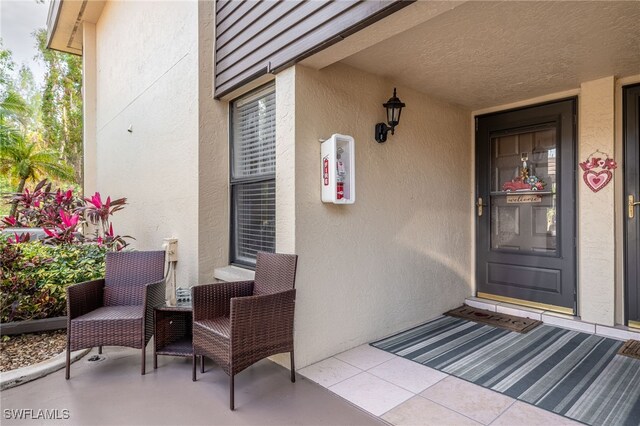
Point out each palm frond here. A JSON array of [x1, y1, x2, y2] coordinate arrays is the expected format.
[[0, 137, 74, 184], [0, 91, 30, 124]]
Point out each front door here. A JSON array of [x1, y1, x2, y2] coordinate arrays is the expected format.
[[476, 99, 576, 314], [624, 84, 640, 328]]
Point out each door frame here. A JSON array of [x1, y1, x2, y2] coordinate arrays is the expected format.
[[623, 83, 640, 327], [474, 97, 578, 314]]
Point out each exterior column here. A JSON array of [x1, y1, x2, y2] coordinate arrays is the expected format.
[[578, 76, 615, 326], [275, 67, 296, 254], [82, 23, 97, 197]]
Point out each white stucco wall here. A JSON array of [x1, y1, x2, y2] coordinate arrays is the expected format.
[[578, 77, 616, 326], [275, 69, 296, 253], [197, 0, 230, 283], [276, 64, 473, 367], [94, 1, 199, 286], [82, 1, 632, 373]]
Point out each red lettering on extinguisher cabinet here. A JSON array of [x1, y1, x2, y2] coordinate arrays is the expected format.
[[323, 158, 329, 186], [337, 182, 344, 199]]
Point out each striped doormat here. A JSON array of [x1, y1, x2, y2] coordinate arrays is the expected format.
[[372, 316, 640, 426]]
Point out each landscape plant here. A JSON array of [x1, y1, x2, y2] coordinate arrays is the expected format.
[[0, 180, 132, 322], [78, 192, 129, 250], [0, 235, 106, 322], [2, 179, 130, 250], [2, 179, 80, 228], [0, 138, 75, 217]]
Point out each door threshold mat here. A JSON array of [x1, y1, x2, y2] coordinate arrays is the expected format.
[[445, 305, 542, 333], [618, 339, 640, 360]]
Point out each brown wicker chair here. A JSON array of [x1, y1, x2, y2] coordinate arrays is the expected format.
[[192, 252, 298, 410], [65, 251, 166, 379]]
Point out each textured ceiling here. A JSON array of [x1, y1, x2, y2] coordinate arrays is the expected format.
[[341, 1, 640, 110]]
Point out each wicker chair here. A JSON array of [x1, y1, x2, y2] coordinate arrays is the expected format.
[[65, 251, 166, 379], [192, 252, 298, 410]]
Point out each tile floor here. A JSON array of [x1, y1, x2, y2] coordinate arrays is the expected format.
[[299, 344, 581, 425]]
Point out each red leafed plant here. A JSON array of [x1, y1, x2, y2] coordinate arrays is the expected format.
[[1, 216, 18, 228], [1, 179, 131, 250], [42, 210, 81, 244], [2, 180, 81, 229], [77, 192, 130, 251], [7, 232, 31, 244]]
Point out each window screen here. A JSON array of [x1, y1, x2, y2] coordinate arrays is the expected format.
[[230, 84, 276, 266]]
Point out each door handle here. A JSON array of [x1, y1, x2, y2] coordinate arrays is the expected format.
[[476, 197, 487, 217], [629, 195, 640, 219]]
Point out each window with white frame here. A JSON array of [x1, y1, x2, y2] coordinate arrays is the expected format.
[[230, 84, 276, 267]]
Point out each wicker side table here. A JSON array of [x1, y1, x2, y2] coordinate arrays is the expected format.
[[153, 303, 193, 369]]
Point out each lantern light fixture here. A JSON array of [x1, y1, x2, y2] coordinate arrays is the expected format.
[[375, 88, 406, 143]]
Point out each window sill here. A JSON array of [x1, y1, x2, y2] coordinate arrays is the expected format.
[[213, 265, 255, 282]]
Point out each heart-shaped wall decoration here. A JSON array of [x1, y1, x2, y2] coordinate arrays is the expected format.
[[583, 170, 612, 193]]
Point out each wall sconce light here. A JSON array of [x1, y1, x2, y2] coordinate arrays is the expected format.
[[375, 88, 405, 143]]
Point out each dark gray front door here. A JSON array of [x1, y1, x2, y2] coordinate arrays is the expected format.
[[476, 99, 576, 313], [624, 84, 640, 327]]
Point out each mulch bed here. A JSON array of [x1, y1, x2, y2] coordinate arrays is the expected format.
[[0, 330, 66, 372]]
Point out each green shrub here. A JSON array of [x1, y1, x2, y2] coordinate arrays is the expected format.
[[0, 238, 107, 322]]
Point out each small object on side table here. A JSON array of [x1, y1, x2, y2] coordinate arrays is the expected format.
[[176, 287, 191, 305]]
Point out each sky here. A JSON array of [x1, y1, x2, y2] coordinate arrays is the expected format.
[[1, 0, 50, 87]]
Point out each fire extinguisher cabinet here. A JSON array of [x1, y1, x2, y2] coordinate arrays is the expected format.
[[321, 134, 355, 204]]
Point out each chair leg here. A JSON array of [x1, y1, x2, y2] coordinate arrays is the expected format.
[[65, 345, 70, 380], [200, 356, 205, 373], [230, 374, 235, 411], [192, 354, 197, 382], [98, 346, 102, 355], [141, 346, 146, 375], [290, 350, 296, 383]]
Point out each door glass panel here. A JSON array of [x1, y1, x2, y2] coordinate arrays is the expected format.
[[490, 128, 557, 253]]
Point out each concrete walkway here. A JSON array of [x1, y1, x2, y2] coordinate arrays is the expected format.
[[1, 348, 90, 391], [1, 346, 382, 426]]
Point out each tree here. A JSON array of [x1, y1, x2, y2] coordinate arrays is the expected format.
[[0, 40, 16, 88], [0, 90, 29, 148], [35, 29, 83, 184], [0, 33, 81, 218], [17, 65, 42, 129], [0, 42, 30, 149], [0, 136, 74, 217]]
